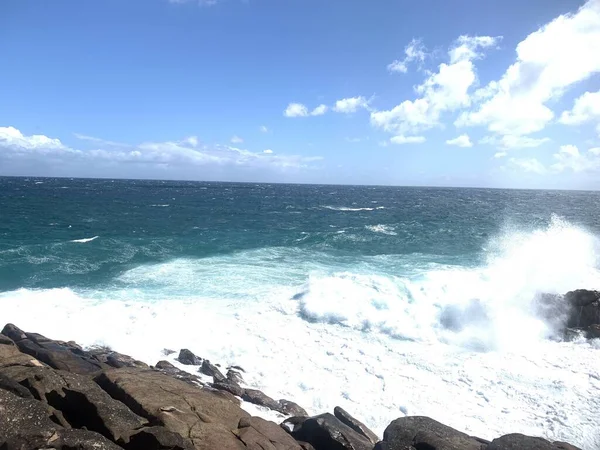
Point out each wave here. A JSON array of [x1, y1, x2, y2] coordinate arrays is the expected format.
[[365, 224, 397, 236], [69, 236, 99, 243], [150, 204, 170, 207], [322, 206, 385, 212]]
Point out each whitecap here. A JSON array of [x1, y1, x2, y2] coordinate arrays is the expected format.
[[70, 236, 99, 243], [365, 224, 398, 236], [323, 206, 385, 212]]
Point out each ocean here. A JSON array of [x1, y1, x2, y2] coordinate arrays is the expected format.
[[1, 176, 599, 448]]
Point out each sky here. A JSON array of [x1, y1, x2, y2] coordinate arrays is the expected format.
[[1, 0, 600, 188]]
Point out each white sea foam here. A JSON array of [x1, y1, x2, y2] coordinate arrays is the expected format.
[[151, 204, 170, 207], [70, 236, 99, 243], [0, 216, 599, 448], [365, 224, 398, 235], [323, 206, 385, 211]]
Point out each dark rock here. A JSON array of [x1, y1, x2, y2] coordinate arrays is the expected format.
[[0, 364, 148, 442], [95, 368, 250, 449], [177, 348, 203, 366], [279, 399, 308, 417], [88, 346, 149, 369], [565, 325, 600, 340], [0, 388, 122, 450], [0, 372, 34, 398], [122, 426, 194, 450], [155, 360, 204, 386], [243, 388, 281, 411], [214, 380, 245, 397], [228, 365, 246, 373], [200, 359, 227, 382], [285, 413, 372, 450], [584, 324, 600, 338], [565, 289, 600, 307], [0, 333, 46, 368], [565, 290, 600, 328], [162, 348, 176, 356], [488, 433, 582, 450], [1, 324, 106, 375], [237, 416, 304, 449], [375, 416, 485, 450], [227, 368, 245, 385], [334, 406, 379, 445]]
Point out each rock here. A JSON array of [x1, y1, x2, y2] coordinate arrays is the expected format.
[[0, 333, 46, 369], [0, 388, 122, 450], [237, 416, 304, 449], [227, 368, 245, 385], [565, 325, 600, 340], [214, 380, 246, 397], [565, 290, 600, 328], [200, 359, 227, 382], [0, 364, 148, 442], [0, 372, 34, 399], [178, 348, 203, 366], [155, 360, 204, 385], [162, 348, 176, 356], [243, 388, 281, 411], [279, 399, 308, 417], [488, 434, 582, 450], [285, 413, 372, 450], [228, 365, 246, 373], [96, 368, 250, 449], [122, 426, 194, 450], [375, 416, 485, 450], [2, 324, 106, 375], [583, 324, 600, 338], [88, 346, 149, 369], [334, 406, 379, 445], [564, 289, 600, 307]]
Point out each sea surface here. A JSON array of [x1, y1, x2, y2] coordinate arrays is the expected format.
[[1, 177, 599, 448]]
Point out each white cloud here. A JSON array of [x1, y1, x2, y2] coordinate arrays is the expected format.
[[456, 0, 600, 136], [559, 89, 600, 125], [387, 38, 427, 74], [494, 151, 507, 158], [508, 157, 547, 174], [589, 147, 600, 155], [446, 134, 473, 147], [230, 135, 244, 144], [263, 149, 273, 154], [390, 135, 426, 145], [333, 96, 370, 114], [311, 104, 328, 116], [550, 144, 600, 172], [480, 134, 551, 149], [1, 126, 68, 151], [260, 125, 269, 133], [284, 103, 309, 118], [372, 35, 500, 135]]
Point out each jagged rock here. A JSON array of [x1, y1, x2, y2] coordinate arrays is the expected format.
[[375, 416, 485, 450], [0, 333, 46, 368], [565, 290, 600, 328], [0, 364, 148, 442], [96, 368, 249, 450], [0, 388, 122, 450], [227, 368, 245, 385], [279, 399, 308, 417], [178, 348, 203, 366], [243, 388, 281, 411], [334, 406, 379, 445], [2, 324, 106, 374], [565, 289, 600, 307], [122, 426, 194, 450], [200, 359, 227, 382], [237, 416, 304, 449], [229, 365, 246, 373], [0, 372, 34, 398], [155, 360, 204, 385], [488, 434, 582, 450], [214, 380, 245, 397], [88, 346, 149, 369], [284, 413, 372, 450]]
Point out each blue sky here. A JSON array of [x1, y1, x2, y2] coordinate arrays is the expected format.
[[1, 0, 599, 188]]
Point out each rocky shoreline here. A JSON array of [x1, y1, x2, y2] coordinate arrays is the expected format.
[[1, 289, 599, 450]]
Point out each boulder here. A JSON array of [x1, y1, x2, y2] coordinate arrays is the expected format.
[[200, 359, 227, 382], [488, 434, 582, 450], [88, 346, 149, 369], [565, 290, 600, 328], [243, 388, 281, 411], [284, 413, 373, 450], [2, 324, 106, 374], [155, 360, 204, 386], [96, 368, 250, 450], [227, 368, 245, 385], [0, 364, 148, 442], [334, 406, 379, 445], [214, 380, 246, 397], [0, 333, 47, 369], [237, 416, 304, 450], [279, 399, 308, 417], [0, 372, 34, 399], [0, 388, 122, 450], [178, 348, 203, 366], [375, 416, 485, 450], [122, 426, 194, 450]]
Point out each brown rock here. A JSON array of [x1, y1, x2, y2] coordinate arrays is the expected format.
[[155, 360, 204, 386], [214, 380, 245, 397], [200, 359, 227, 382], [0, 333, 46, 369], [0, 372, 34, 399], [285, 413, 372, 450], [88, 346, 149, 369], [237, 416, 304, 449], [334, 406, 379, 445], [243, 388, 281, 411], [279, 399, 308, 417], [122, 426, 194, 450], [488, 434, 582, 450]]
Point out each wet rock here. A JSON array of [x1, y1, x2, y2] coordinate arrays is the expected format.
[[0, 388, 122, 450], [375, 416, 486, 450], [228, 365, 246, 373], [285, 413, 372, 450], [177, 348, 203, 366], [279, 399, 308, 417], [2, 324, 106, 375], [243, 388, 281, 411], [565, 325, 600, 340], [565, 290, 600, 328], [488, 434, 582, 450], [122, 426, 194, 450], [88, 346, 149, 369], [214, 380, 245, 397], [0, 364, 148, 442], [227, 368, 245, 385], [334, 406, 379, 445], [237, 416, 304, 449], [565, 289, 600, 307], [155, 360, 204, 385], [200, 359, 227, 382], [96, 368, 249, 449]]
